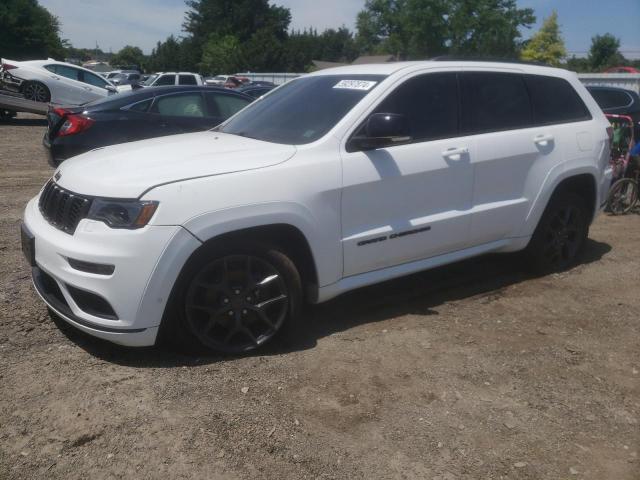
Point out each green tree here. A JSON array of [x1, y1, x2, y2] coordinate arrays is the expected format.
[[565, 55, 590, 73], [111, 45, 145, 69], [0, 0, 64, 60], [520, 10, 566, 66], [447, 0, 535, 57], [355, 0, 449, 59], [200, 35, 244, 74], [355, 0, 535, 59], [589, 33, 626, 71]]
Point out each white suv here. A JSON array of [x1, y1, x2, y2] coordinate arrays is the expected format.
[[22, 61, 613, 354]]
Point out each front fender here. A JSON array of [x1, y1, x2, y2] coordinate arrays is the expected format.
[[181, 202, 340, 288]]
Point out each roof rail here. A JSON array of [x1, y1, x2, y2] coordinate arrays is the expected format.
[[430, 56, 549, 67]]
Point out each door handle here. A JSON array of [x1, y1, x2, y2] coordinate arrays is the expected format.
[[442, 146, 469, 160], [534, 134, 554, 145], [83, 86, 92, 90], [50, 75, 60, 80]]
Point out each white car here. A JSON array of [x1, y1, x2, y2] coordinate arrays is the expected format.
[[22, 60, 612, 354], [0, 58, 130, 105], [139, 72, 204, 88]]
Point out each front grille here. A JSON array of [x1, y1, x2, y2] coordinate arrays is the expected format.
[[38, 180, 92, 234]]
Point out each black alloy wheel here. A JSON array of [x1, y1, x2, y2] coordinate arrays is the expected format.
[[525, 192, 589, 273], [182, 251, 297, 354]]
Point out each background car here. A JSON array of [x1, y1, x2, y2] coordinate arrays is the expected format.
[[110, 72, 142, 86], [139, 72, 204, 87], [587, 85, 640, 137], [0, 58, 129, 105], [603, 66, 640, 74], [43, 85, 252, 166], [236, 83, 275, 99]]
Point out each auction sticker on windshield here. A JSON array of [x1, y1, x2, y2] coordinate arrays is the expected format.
[[333, 80, 378, 91]]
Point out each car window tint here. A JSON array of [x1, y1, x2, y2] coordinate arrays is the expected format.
[[210, 94, 251, 118], [82, 71, 109, 88], [151, 93, 205, 117], [44, 65, 57, 74], [526, 75, 591, 124], [371, 72, 459, 142], [588, 89, 632, 110], [128, 98, 152, 112], [55, 65, 81, 82], [154, 75, 176, 86], [460, 72, 532, 134], [179, 75, 198, 85]]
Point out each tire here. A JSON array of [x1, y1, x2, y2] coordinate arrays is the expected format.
[[524, 192, 590, 274], [22, 81, 51, 103], [162, 241, 303, 355], [607, 178, 638, 215]]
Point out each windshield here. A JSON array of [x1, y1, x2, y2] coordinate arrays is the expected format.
[[141, 74, 158, 86], [219, 74, 385, 145]]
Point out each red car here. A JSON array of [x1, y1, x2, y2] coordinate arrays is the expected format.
[[603, 66, 640, 74]]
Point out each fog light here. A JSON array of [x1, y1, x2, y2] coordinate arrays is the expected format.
[[67, 258, 115, 275]]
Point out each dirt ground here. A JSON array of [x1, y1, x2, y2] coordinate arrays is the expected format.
[[0, 113, 638, 480]]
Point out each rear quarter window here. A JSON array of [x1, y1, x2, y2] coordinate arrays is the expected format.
[[525, 75, 591, 124]]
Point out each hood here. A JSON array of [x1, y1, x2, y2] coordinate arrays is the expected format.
[[55, 131, 296, 198]]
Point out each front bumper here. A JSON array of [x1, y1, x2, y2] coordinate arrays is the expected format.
[[23, 196, 200, 347]]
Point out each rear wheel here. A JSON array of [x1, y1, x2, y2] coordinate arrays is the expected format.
[[22, 81, 51, 103], [166, 242, 302, 354], [607, 178, 638, 215], [524, 192, 589, 273]]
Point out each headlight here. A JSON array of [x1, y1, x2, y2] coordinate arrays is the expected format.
[[87, 199, 159, 229]]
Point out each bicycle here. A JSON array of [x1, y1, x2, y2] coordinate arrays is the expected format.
[[606, 114, 639, 215]]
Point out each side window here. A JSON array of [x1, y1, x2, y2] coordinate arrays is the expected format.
[[460, 72, 532, 134], [44, 65, 58, 74], [370, 72, 459, 142], [178, 75, 197, 85], [127, 98, 153, 113], [589, 89, 632, 110], [206, 93, 251, 119], [151, 93, 205, 117], [154, 75, 176, 86], [526, 75, 591, 124], [81, 71, 109, 88], [54, 65, 82, 82]]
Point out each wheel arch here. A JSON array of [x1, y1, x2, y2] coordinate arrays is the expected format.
[[522, 167, 600, 237], [189, 223, 320, 301]]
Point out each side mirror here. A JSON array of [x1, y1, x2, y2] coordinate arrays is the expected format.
[[349, 113, 412, 151], [105, 85, 117, 94]]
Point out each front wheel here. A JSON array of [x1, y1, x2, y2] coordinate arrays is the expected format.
[[607, 178, 638, 215], [524, 192, 589, 274], [166, 242, 303, 354]]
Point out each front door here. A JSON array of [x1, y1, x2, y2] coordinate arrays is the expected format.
[[340, 72, 475, 277]]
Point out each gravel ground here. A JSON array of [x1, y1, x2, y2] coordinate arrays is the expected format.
[[1, 113, 639, 480]]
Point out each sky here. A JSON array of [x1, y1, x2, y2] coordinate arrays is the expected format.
[[39, 0, 640, 59]]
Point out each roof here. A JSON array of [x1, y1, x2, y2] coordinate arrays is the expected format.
[[308, 60, 573, 78]]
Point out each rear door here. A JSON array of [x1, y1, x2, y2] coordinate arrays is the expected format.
[[149, 91, 210, 133], [459, 70, 564, 245], [204, 91, 251, 125], [44, 64, 87, 104]]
